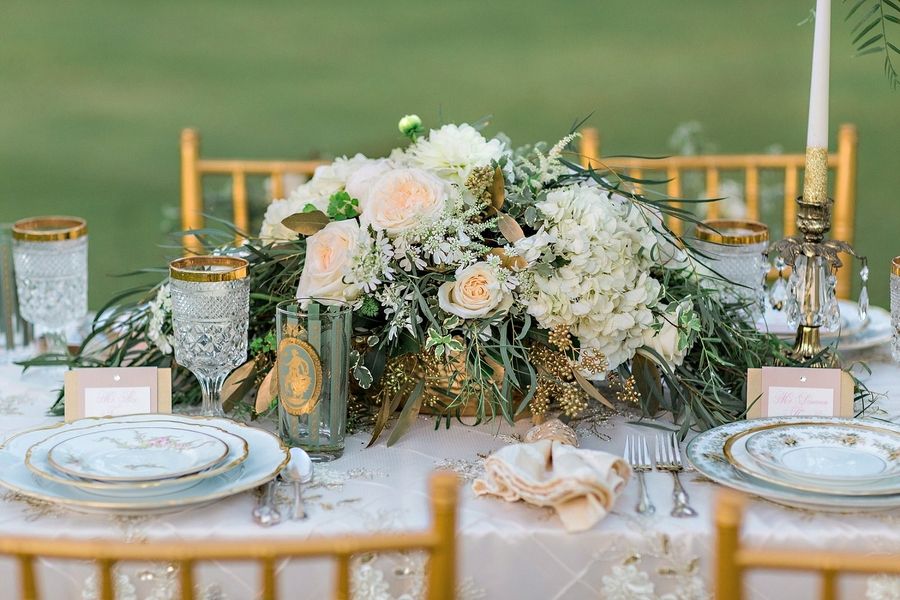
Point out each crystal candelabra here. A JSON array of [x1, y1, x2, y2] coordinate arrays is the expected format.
[[770, 148, 867, 365]]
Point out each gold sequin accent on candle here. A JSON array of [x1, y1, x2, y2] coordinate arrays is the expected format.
[[802, 146, 828, 206]]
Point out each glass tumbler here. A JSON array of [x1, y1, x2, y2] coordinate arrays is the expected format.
[[169, 256, 250, 417], [892, 256, 900, 362], [694, 219, 769, 321], [276, 299, 352, 462], [11, 216, 88, 355]]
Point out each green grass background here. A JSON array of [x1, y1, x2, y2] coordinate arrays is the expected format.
[[1, 1, 897, 307]]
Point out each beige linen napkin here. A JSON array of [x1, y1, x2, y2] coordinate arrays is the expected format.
[[473, 436, 631, 532]]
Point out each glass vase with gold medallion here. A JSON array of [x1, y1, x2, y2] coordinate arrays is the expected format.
[[276, 299, 352, 461]]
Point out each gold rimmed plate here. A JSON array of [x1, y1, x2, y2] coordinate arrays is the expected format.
[[23, 420, 248, 498], [46, 426, 229, 483], [723, 420, 900, 497], [0, 414, 287, 514]]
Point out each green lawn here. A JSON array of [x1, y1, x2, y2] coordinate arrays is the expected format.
[[1, 0, 897, 306]]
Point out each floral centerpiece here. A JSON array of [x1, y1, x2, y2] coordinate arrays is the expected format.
[[34, 115, 852, 442]]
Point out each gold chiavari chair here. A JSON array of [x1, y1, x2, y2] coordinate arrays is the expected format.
[[0, 471, 458, 600], [577, 125, 858, 299], [180, 128, 329, 251], [714, 491, 900, 600]]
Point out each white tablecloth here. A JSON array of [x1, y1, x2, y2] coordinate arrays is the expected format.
[[0, 344, 898, 600]]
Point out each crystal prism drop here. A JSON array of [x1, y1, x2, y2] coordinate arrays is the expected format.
[[860, 264, 869, 282], [858, 286, 869, 321], [775, 255, 785, 271], [769, 277, 788, 310]]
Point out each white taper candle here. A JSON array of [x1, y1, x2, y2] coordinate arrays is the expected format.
[[806, 0, 831, 149]]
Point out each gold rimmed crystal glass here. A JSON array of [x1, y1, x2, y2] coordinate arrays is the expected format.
[[11, 216, 88, 354], [892, 256, 900, 362], [169, 256, 250, 417], [276, 299, 352, 462], [694, 219, 769, 321]]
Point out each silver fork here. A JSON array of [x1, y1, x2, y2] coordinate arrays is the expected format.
[[656, 433, 697, 518], [625, 434, 655, 515]]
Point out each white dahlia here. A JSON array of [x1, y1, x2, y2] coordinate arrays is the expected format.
[[405, 123, 506, 186]]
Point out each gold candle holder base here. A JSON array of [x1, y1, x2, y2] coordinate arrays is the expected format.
[[784, 325, 837, 367]]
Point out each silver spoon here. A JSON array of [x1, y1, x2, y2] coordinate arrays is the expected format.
[[281, 448, 313, 520], [252, 479, 282, 527]]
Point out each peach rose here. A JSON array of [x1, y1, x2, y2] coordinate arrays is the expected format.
[[359, 168, 449, 236], [296, 220, 361, 303], [438, 262, 513, 319]]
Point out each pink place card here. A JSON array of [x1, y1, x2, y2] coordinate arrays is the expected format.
[[761, 367, 841, 417], [64, 367, 172, 422], [745, 367, 853, 419]]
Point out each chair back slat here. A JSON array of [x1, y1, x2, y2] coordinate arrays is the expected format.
[[577, 125, 858, 298], [665, 167, 683, 235], [180, 559, 196, 600], [271, 172, 286, 201], [705, 168, 720, 219], [180, 128, 328, 252], [783, 165, 798, 237], [232, 171, 249, 242], [821, 570, 837, 600], [745, 167, 760, 219], [714, 491, 900, 600], [17, 555, 37, 600], [629, 168, 644, 195], [0, 472, 458, 600], [98, 559, 114, 600], [261, 557, 276, 600], [334, 554, 351, 600]]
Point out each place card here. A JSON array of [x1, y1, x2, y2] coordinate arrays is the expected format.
[[746, 367, 853, 419], [64, 367, 172, 422]]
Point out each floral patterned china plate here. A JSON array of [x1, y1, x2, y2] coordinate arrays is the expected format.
[[723, 422, 900, 496], [24, 420, 248, 498], [687, 416, 900, 512], [0, 414, 288, 514], [46, 426, 229, 483], [744, 422, 900, 487]]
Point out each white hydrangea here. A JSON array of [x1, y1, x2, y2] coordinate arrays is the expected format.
[[514, 184, 661, 374], [147, 284, 173, 355], [405, 123, 507, 186]]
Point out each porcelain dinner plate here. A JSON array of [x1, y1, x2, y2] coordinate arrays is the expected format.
[[744, 422, 900, 486], [47, 426, 229, 483], [24, 420, 248, 498], [687, 416, 900, 512], [0, 414, 288, 514], [722, 422, 900, 497]]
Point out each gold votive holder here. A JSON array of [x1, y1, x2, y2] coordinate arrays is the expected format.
[[12, 216, 87, 242], [693, 219, 770, 320]]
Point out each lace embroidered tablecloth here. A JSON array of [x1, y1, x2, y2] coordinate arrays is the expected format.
[[0, 344, 898, 600]]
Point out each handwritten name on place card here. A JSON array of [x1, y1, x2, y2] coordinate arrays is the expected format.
[[766, 385, 834, 417], [83, 386, 153, 417]]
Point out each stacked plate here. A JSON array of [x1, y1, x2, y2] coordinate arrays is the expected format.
[[0, 414, 289, 514], [687, 416, 900, 512]]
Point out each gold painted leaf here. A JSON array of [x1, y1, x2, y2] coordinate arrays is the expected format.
[[497, 213, 525, 244], [490, 167, 505, 212], [572, 369, 614, 409], [255, 368, 277, 413], [387, 379, 426, 447], [488, 247, 528, 271], [221, 359, 257, 411], [281, 210, 330, 236]]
